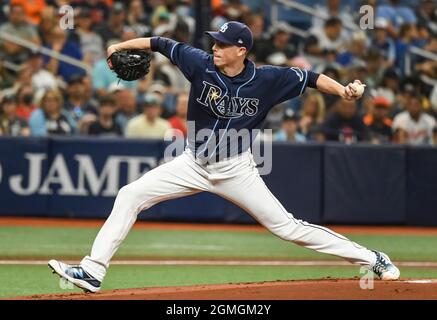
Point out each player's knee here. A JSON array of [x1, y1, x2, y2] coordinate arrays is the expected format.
[[116, 184, 141, 203]]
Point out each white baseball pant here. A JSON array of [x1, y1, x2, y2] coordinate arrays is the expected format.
[[81, 149, 376, 281]]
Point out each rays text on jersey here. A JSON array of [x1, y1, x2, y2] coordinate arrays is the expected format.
[[196, 81, 259, 119]]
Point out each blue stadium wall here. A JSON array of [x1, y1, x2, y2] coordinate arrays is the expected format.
[[0, 137, 436, 226]]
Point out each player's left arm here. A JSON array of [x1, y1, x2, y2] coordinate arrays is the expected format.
[[315, 74, 365, 100]]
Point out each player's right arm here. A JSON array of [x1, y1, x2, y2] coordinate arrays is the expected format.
[[107, 37, 209, 82]]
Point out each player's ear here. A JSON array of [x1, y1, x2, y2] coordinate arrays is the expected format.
[[237, 47, 247, 57]]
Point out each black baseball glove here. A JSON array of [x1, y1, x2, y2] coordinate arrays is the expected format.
[[107, 49, 152, 81]]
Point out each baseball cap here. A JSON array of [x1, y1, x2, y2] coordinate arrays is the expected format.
[[283, 109, 300, 121], [148, 82, 167, 95], [67, 73, 85, 85], [205, 21, 253, 51], [269, 21, 293, 35], [375, 17, 389, 29], [373, 96, 390, 108], [111, 2, 125, 14], [142, 93, 162, 106]]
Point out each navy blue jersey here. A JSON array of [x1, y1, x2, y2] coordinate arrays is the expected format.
[[151, 37, 317, 162]]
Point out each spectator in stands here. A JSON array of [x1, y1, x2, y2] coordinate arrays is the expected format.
[[70, 0, 110, 26], [306, 17, 349, 56], [362, 48, 385, 89], [274, 109, 306, 143], [312, 0, 354, 36], [43, 26, 85, 82], [395, 24, 418, 76], [37, 6, 56, 46], [373, 68, 400, 106], [0, 54, 15, 90], [64, 74, 98, 134], [244, 14, 266, 63], [336, 31, 368, 68], [370, 17, 396, 68], [168, 92, 188, 138], [125, 93, 170, 139], [155, 56, 191, 93], [255, 22, 296, 65], [0, 94, 30, 136], [210, 0, 251, 29], [151, 25, 191, 93], [0, 3, 41, 64], [363, 96, 393, 144], [126, 0, 151, 37], [172, 14, 193, 44], [95, 2, 126, 48], [263, 104, 286, 134], [414, 29, 437, 79], [73, 8, 105, 65], [416, 0, 437, 35], [29, 89, 76, 136], [15, 84, 37, 120], [299, 92, 326, 141], [82, 75, 99, 111], [114, 88, 138, 133], [392, 81, 416, 115], [377, 0, 417, 38], [317, 99, 367, 144], [415, 23, 432, 49], [26, 50, 58, 102], [393, 93, 436, 145], [88, 94, 122, 137]]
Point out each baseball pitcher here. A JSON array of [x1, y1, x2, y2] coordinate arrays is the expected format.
[[49, 21, 399, 293]]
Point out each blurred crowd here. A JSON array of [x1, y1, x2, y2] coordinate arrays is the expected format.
[[0, 0, 436, 146]]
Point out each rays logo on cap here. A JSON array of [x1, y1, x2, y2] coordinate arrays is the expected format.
[[219, 23, 229, 33]]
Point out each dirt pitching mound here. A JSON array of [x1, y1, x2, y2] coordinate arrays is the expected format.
[[15, 279, 437, 300]]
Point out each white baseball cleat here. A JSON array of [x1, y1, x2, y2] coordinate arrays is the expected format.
[[48, 259, 101, 293], [371, 251, 400, 280]]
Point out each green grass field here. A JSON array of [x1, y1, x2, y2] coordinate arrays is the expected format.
[[1, 225, 437, 298]]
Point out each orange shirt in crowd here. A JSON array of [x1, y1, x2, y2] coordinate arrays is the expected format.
[[363, 114, 393, 127]]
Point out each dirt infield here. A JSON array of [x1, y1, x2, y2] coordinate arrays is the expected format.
[[14, 279, 437, 300], [2, 217, 437, 235]]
